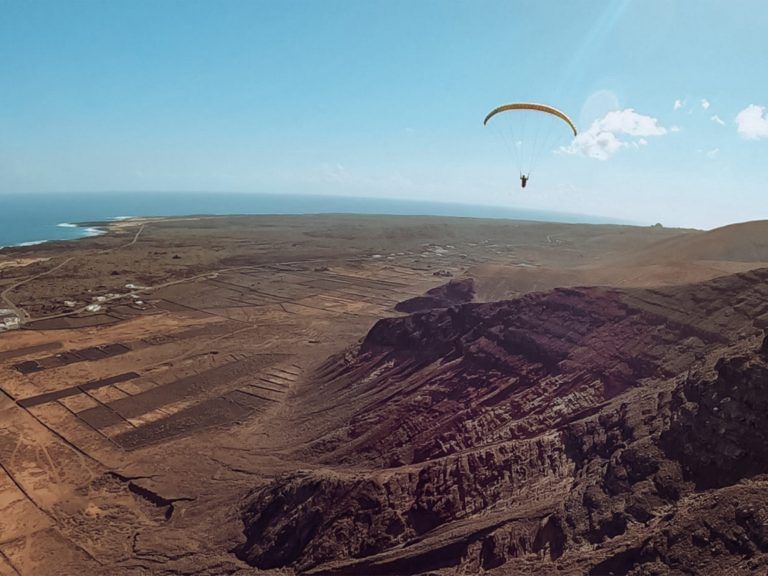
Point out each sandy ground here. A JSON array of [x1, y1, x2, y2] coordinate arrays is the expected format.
[[0, 214, 766, 575], [0, 257, 51, 271]]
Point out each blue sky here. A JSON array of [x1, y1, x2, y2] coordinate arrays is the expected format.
[[1, 0, 767, 228]]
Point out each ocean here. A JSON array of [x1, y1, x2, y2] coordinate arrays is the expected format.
[[0, 191, 627, 249]]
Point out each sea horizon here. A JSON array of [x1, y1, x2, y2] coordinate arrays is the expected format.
[[0, 191, 637, 249]]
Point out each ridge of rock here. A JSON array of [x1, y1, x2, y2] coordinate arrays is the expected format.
[[236, 268, 768, 575], [394, 277, 475, 313]]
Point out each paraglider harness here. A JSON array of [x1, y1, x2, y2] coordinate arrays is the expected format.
[[483, 102, 578, 192]]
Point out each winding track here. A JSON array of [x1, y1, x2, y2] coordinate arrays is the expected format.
[[1, 257, 74, 322], [1, 225, 145, 324]]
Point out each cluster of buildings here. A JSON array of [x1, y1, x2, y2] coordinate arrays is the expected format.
[[0, 282, 149, 332], [71, 284, 147, 315], [0, 309, 20, 331]]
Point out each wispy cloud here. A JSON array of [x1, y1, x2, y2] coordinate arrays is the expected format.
[[320, 162, 350, 183], [710, 114, 726, 126], [736, 104, 768, 139], [673, 99, 685, 111], [701, 98, 711, 110], [317, 162, 418, 191], [705, 147, 720, 159], [561, 108, 667, 160]]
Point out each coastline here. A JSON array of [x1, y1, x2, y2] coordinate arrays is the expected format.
[[0, 211, 667, 256], [0, 224, 107, 252], [0, 220, 114, 252], [0, 191, 644, 253], [57, 222, 108, 239]]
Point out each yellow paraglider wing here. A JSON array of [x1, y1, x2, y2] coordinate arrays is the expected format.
[[483, 103, 578, 137]]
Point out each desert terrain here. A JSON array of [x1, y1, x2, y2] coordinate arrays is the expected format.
[[1, 214, 768, 575]]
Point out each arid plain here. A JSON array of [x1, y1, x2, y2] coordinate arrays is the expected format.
[[1, 215, 768, 575]]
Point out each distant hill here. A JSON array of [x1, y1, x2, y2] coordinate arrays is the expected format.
[[630, 220, 768, 264], [235, 268, 768, 575], [468, 221, 768, 301]]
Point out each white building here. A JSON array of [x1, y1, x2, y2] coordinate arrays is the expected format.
[[0, 310, 20, 331]]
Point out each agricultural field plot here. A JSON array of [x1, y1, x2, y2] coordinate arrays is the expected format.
[[1, 214, 689, 575], [0, 218, 466, 575]]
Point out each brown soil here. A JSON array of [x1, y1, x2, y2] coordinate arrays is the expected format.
[[1, 215, 767, 575]]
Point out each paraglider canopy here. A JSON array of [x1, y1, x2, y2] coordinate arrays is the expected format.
[[484, 102, 578, 188], [483, 102, 578, 136]]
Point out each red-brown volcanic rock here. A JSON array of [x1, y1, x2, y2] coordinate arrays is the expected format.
[[394, 277, 475, 313], [236, 269, 768, 575]]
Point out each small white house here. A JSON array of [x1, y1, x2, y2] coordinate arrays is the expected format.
[[0, 311, 20, 331]]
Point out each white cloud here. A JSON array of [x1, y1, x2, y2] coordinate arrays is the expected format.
[[670, 125, 681, 133], [561, 108, 667, 160], [706, 148, 720, 159], [597, 109, 667, 136], [710, 114, 725, 126], [317, 162, 419, 192], [701, 98, 711, 110], [673, 99, 684, 111], [320, 162, 349, 183], [736, 104, 768, 140]]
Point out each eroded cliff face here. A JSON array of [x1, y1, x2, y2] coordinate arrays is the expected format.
[[235, 269, 768, 575], [393, 277, 475, 313]]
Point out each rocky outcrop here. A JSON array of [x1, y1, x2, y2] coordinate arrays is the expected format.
[[394, 277, 474, 313], [236, 268, 768, 575], [663, 347, 768, 489]]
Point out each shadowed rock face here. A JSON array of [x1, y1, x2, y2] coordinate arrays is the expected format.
[[236, 269, 768, 575], [663, 347, 768, 489], [394, 277, 475, 313]]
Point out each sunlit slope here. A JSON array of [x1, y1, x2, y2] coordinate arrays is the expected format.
[[470, 221, 768, 301], [629, 220, 768, 264]]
